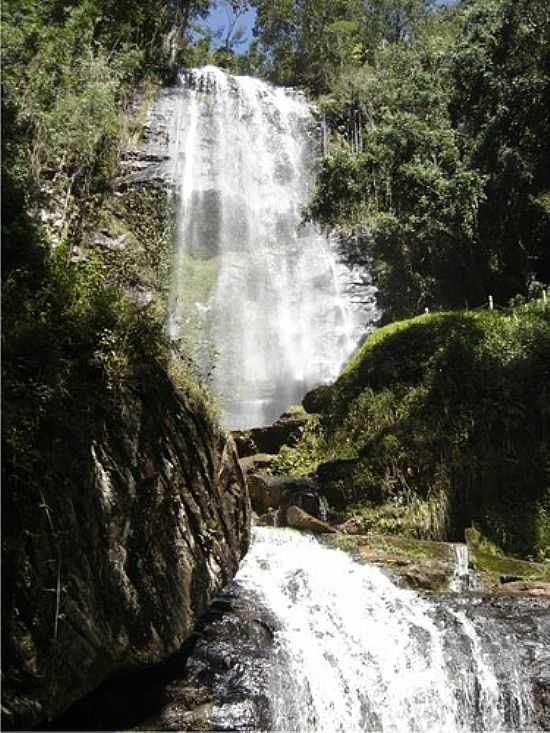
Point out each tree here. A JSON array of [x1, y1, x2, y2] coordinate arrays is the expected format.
[[309, 14, 486, 320], [450, 0, 550, 300], [248, 0, 434, 92]]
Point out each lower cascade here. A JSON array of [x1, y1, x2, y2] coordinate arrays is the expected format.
[[45, 527, 548, 731], [226, 528, 541, 732]]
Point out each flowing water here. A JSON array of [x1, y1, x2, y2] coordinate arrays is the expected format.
[[48, 529, 548, 732], [167, 66, 368, 428], [229, 528, 540, 732]]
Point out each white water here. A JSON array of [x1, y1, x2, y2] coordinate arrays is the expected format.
[[449, 543, 470, 592], [235, 528, 536, 732], [168, 66, 368, 428]]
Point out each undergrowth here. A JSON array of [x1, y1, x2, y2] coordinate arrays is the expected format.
[[277, 306, 550, 560]]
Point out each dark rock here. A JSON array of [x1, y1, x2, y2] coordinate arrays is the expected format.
[[39, 586, 276, 732], [286, 506, 338, 534], [2, 372, 250, 731], [316, 458, 360, 510], [277, 478, 329, 525], [247, 473, 329, 520], [232, 412, 309, 457], [500, 574, 523, 584], [247, 474, 288, 515]]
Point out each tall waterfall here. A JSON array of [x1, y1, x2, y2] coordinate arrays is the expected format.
[[233, 528, 537, 733], [168, 67, 365, 428]]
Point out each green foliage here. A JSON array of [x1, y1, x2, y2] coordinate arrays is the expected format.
[[93, 185, 175, 296], [302, 0, 549, 319], [449, 0, 550, 302], [285, 307, 550, 559], [1, 0, 220, 507], [249, 0, 433, 93], [273, 415, 327, 476]]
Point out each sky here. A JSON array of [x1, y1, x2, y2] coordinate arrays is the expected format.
[[198, 0, 457, 55]]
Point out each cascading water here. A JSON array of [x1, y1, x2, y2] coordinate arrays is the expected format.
[[231, 528, 540, 733], [168, 66, 367, 428], [52, 528, 548, 732], [449, 543, 471, 592]]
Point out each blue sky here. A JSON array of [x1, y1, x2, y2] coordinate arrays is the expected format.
[[199, 0, 457, 54]]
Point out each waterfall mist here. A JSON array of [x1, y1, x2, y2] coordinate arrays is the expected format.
[[168, 66, 367, 428]]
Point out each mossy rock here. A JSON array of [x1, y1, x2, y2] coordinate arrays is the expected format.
[[471, 548, 550, 586]]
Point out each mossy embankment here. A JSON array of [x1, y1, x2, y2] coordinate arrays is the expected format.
[[275, 306, 550, 561]]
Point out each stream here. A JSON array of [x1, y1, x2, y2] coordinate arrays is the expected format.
[[49, 527, 550, 732]]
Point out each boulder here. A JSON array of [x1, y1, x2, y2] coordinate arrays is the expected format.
[[2, 371, 250, 731], [247, 474, 328, 520], [232, 412, 309, 458], [499, 581, 550, 599], [286, 506, 338, 534], [399, 561, 452, 592], [239, 453, 276, 476], [316, 458, 360, 510], [278, 478, 328, 524], [247, 474, 288, 515]]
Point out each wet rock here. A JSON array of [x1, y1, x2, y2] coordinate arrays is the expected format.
[[233, 412, 309, 457], [40, 586, 275, 733], [247, 473, 288, 514], [256, 509, 280, 527], [114, 87, 180, 190], [316, 458, 359, 510], [286, 506, 338, 534], [239, 453, 276, 475], [400, 561, 451, 592], [2, 371, 250, 731]]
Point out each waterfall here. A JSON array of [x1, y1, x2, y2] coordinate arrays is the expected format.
[[449, 543, 470, 592], [232, 528, 537, 732], [167, 66, 367, 429]]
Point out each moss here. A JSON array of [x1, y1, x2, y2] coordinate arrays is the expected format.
[[328, 532, 454, 563], [471, 548, 550, 583], [341, 311, 441, 376], [368, 534, 453, 562], [173, 254, 220, 308], [282, 306, 550, 559], [84, 184, 176, 339]]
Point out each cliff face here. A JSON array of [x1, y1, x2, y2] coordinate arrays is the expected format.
[[2, 368, 250, 731]]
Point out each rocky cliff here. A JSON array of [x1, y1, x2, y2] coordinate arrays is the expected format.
[[2, 366, 250, 730], [2, 81, 251, 730]]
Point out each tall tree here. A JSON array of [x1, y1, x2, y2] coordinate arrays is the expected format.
[[450, 0, 550, 299]]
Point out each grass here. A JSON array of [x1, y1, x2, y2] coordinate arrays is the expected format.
[[279, 305, 550, 560]]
